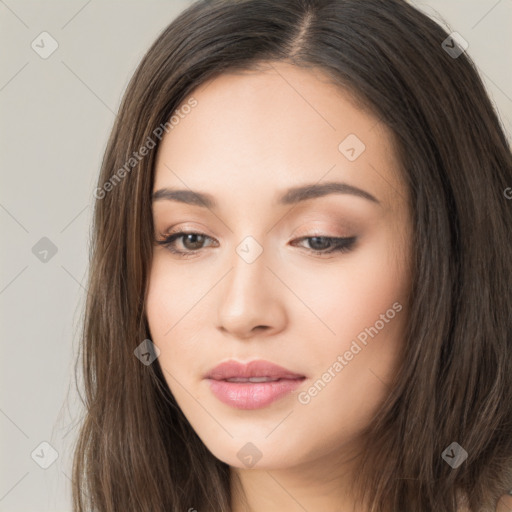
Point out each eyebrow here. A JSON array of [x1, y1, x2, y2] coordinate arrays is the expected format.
[[151, 181, 380, 208]]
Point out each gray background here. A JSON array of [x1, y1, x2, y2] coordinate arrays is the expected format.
[[1, 1, 511, 510]]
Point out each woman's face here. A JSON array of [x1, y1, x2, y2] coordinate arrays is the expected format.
[[145, 61, 413, 472]]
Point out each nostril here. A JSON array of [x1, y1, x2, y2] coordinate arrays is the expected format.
[[253, 325, 269, 332]]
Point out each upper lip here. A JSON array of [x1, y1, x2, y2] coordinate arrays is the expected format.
[[205, 360, 305, 381]]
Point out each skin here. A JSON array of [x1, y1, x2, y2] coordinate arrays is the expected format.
[[145, 61, 414, 511], [497, 495, 512, 512]]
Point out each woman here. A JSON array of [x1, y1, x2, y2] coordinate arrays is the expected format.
[[72, 0, 512, 510]]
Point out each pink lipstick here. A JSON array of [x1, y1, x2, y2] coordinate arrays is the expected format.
[[205, 360, 306, 410]]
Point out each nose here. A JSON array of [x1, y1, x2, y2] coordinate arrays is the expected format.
[[216, 247, 287, 340]]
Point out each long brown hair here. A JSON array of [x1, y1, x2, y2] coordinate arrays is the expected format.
[[71, 0, 512, 510]]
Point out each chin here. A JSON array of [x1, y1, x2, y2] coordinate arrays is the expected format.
[[199, 432, 307, 471]]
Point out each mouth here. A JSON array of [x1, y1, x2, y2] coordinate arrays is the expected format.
[[204, 359, 306, 410], [223, 377, 286, 383]]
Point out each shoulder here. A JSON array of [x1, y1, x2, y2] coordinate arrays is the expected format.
[[496, 493, 512, 512], [457, 493, 512, 512]]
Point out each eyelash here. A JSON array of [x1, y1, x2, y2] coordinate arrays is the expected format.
[[155, 230, 357, 258]]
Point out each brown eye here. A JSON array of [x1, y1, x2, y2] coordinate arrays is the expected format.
[[291, 236, 357, 255], [179, 233, 208, 251], [156, 231, 217, 257]]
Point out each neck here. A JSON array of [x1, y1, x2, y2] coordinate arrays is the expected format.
[[230, 446, 367, 512]]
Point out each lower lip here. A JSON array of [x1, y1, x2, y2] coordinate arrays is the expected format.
[[207, 378, 305, 409]]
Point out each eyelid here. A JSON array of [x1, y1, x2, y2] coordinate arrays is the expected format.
[[164, 223, 214, 237], [291, 224, 352, 239]]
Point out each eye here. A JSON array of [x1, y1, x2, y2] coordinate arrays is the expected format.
[[156, 231, 217, 258], [155, 231, 357, 258], [290, 235, 357, 255]]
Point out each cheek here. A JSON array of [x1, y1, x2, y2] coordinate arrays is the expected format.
[[145, 251, 209, 336], [144, 258, 202, 375], [299, 231, 409, 346], [295, 232, 410, 409]]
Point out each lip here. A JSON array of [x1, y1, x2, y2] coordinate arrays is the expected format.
[[205, 360, 306, 410]]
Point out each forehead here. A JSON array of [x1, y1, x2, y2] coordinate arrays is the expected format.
[[153, 61, 407, 212]]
